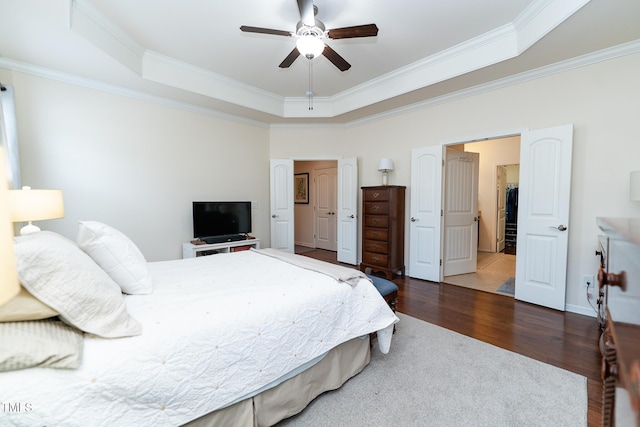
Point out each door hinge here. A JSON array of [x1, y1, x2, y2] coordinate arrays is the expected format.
[[442, 159, 445, 167], [441, 210, 443, 217], [439, 259, 442, 266]]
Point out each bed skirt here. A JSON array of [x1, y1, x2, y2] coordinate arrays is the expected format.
[[183, 335, 371, 427]]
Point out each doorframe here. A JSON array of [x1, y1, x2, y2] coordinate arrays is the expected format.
[[438, 128, 527, 282], [293, 159, 340, 250]]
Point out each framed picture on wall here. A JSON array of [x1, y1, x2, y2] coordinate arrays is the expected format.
[[294, 173, 309, 204]]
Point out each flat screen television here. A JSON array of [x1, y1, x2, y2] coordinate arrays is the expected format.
[[192, 201, 251, 242]]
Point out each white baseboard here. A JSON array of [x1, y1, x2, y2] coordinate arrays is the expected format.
[[565, 303, 597, 318]]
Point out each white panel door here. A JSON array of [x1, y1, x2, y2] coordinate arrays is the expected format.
[[409, 146, 443, 282], [270, 159, 294, 252], [315, 167, 337, 251], [443, 150, 479, 276], [496, 166, 507, 252], [337, 157, 358, 265], [515, 124, 573, 310]]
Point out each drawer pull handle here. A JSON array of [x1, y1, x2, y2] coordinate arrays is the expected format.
[[373, 219, 379, 224], [372, 232, 378, 237], [372, 257, 378, 262], [373, 245, 378, 249], [373, 206, 379, 211], [373, 192, 380, 198]]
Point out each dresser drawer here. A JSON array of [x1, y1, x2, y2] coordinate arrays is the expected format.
[[364, 202, 389, 215], [364, 216, 389, 228], [364, 240, 389, 254], [363, 252, 389, 267], [364, 228, 389, 241], [363, 189, 389, 202]]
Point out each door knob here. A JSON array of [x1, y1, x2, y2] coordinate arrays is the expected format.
[[550, 224, 567, 231], [271, 214, 277, 218], [349, 215, 355, 218], [410, 217, 417, 222], [473, 217, 479, 222]]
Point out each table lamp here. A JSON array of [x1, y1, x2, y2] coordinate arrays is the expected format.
[[8, 185, 64, 235], [0, 147, 20, 305], [378, 158, 394, 186]]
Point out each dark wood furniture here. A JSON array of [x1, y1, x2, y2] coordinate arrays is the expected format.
[[359, 185, 406, 280], [597, 217, 640, 427]]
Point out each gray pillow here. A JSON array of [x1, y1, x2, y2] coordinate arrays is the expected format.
[[0, 320, 83, 371]]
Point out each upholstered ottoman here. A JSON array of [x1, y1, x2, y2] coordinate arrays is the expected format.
[[366, 274, 398, 313]]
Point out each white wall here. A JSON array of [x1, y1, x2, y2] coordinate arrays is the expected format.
[[270, 52, 640, 315], [2, 70, 271, 261]]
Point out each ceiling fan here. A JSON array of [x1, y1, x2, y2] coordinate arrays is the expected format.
[[240, 0, 378, 72]]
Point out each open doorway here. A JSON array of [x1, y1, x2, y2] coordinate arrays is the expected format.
[[293, 160, 338, 254], [442, 136, 519, 296]]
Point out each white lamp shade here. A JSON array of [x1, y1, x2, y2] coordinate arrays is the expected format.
[[378, 158, 394, 172], [0, 147, 20, 306], [296, 35, 325, 58], [631, 171, 640, 201], [8, 186, 64, 222]]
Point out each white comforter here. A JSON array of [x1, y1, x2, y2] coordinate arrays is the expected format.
[[0, 250, 398, 426]]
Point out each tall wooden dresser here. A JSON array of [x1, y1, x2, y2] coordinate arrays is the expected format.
[[359, 185, 406, 280], [597, 217, 640, 427]]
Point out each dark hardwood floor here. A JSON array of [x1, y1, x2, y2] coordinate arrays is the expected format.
[[300, 248, 603, 427]]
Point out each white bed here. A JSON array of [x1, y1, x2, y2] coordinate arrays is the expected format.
[[0, 225, 397, 427]]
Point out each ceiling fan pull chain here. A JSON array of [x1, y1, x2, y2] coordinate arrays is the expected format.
[[308, 58, 313, 110]]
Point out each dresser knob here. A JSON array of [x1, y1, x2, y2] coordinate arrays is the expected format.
[[598, 267, 627, 291], [373, 205, 379, 211], [373, 192, 380, 198]]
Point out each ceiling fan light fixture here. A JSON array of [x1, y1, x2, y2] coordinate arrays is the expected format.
[[296, 35, 324, 59]]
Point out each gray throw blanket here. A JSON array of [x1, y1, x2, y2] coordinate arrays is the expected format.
[[251, 248, 370, 287]]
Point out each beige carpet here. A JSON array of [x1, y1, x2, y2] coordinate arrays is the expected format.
[[278, 313, 587, 427], [444, 252, 516, 295]]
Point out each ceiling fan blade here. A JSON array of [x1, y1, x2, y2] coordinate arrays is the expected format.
[[327, 24, 379, 40], [279, 47, 301, 68], [297, 0, 315, 27], [240, 26, 292, 37], [322, 45, 351, 72]]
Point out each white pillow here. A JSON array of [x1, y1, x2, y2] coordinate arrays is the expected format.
[[14, 231, 142, 338], [77, 221, 153, 295]]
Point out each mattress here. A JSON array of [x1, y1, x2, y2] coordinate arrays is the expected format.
[[0, 250, 398, 426]]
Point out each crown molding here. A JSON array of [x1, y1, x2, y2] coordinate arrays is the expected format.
[[333, 39, 640, 130], [0, 57, 270, 129], [2, 40, 638, 131], [69, 0, 591, 119]]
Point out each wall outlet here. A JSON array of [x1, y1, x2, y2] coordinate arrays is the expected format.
[[582, 274, 595, 288]]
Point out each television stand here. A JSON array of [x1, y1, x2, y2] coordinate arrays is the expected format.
[[182, 238, 260, 259]]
